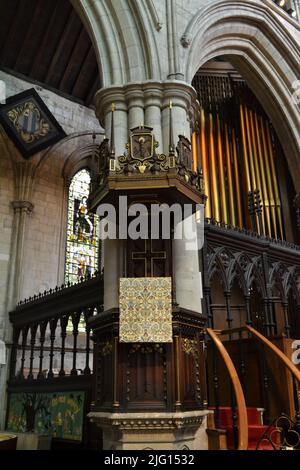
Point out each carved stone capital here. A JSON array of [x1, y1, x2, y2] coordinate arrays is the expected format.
[[95, 81, 198, 125], [11, 200, 34, 214]]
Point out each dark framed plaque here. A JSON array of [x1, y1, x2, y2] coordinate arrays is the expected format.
[[0, 88, 66, 158]]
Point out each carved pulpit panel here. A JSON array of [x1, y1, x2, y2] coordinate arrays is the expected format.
[[130, 127, 154, 161], [128, 239, 169, 277]]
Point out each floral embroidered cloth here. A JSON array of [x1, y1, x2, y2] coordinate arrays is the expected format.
[[119, 277, 173, 343]]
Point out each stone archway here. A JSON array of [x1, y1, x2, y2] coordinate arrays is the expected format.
[[184, 0, 300, 191], [71, 0, 162, 86]]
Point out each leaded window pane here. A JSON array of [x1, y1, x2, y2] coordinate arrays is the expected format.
[[65, 169, 99, 286]]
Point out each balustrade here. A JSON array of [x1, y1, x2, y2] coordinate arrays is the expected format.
[[204, 219, 300, 339], [9, 274, 103, 381]]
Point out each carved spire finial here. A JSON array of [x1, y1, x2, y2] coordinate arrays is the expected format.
[[109, 104, 116, 172], [110, 103, 115, 157], [248, 191, 257, 233], [169, 100, 175, 156]]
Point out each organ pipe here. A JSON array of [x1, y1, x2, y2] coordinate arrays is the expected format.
[[254, 112, 271, 236], [266, 121, 284, 240], [232, 128, 243, 228], [192, 73, 287, 240], [240, 105, 252, 193], [217, 114, 228, 224], [209, 113, 221, 222], [225, 123, 236, 226], [200, 109, 211, 218]]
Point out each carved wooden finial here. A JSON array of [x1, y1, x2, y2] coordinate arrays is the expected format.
[[248, 191, 258, 233], [110, 103, 115, 160], [294, 193, 300, 232], [169, 100, 175, 156], [254, 189, 264, 235]]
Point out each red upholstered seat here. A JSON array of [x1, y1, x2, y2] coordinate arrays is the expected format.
[[209, 406, 276, 450]]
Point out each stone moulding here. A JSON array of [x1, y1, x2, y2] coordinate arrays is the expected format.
[[88, 410, 207, 431]]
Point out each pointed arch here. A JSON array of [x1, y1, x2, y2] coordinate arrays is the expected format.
[[71, 0, 162, 87], [269, 261, 288, 301], [185, 0, 300, 190]]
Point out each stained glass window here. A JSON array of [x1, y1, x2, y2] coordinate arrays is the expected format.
[[65, 169, 99, 285]]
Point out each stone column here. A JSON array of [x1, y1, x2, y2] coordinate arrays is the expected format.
[[7, 201, 34, 309], [144, 82, 163, 153], [173, 213, 203, 314], [96, 86, 128, 157], [125, 85, 144, 130], [162, 81, 197, 154], [0, 200, 33, 427], [4, 161, 35, 313], [95, 81, 198, 157], [0, 161, 35, 428]]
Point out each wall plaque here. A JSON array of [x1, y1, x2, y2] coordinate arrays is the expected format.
[[0, 88, 66, 158]]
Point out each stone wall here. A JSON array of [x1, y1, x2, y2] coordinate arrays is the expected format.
[[0, 139, 14, 340], [0, 70, 101, 426], [0, 70, 100, 303]]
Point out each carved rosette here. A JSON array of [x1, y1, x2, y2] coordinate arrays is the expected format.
[[182, 338, 198, 357]]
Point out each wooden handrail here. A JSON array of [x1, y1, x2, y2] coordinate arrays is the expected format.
[[246, 325, 300, 383], [206, 328, 248, 450]]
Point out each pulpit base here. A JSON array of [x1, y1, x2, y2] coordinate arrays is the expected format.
[[88, 410, 209, 450]]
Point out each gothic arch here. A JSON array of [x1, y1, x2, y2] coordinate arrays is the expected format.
[[208, 246, 235, 292], [34, 131, 101, 181], [268, 261, 288, 301], [247, 257, 266, 298], [71, 0, 161, 87], [62, 143, 99, 182], [285, 266, 300, 304], [185, 0, 300, 191], [233, 252, 253, 296]]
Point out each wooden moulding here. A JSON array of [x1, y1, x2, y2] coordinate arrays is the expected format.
[[89, 173, 206, 213]]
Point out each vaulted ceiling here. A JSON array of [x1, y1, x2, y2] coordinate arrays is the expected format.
[[0, 0, 100, 107]]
